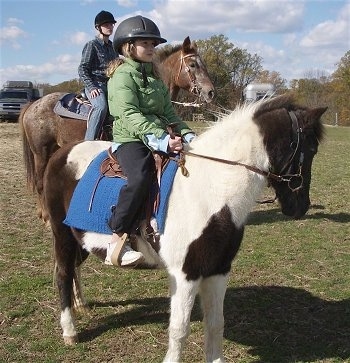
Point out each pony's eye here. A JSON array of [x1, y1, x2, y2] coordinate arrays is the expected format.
[[309, 145, 318, 154], [188, 62, 196, 68]]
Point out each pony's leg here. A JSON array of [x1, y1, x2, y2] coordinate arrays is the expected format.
[[57, 263, 78, 345], [199, 274, 229, 363], [163, 271, 200, 362], [54, 233, 80, 345]]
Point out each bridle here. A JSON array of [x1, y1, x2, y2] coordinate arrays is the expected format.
[[175, 52, 201, 97], [276, 110, 306, 192], [176, 110, 306, 193]]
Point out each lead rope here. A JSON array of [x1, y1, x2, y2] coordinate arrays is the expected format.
[[169, 152, 189, 177]]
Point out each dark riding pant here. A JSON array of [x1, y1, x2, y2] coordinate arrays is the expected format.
[[108, 142, 155, 234]]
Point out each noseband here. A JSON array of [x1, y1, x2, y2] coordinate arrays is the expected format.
[[178, 110, 306, 193], [176, 52, 201, 96]]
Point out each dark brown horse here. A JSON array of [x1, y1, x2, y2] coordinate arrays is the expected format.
[[43, 95, 326, 361], [20, 36, 215, 222]]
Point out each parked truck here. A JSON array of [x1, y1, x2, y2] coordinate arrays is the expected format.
[[0, 81, 43, 121], [243, 83, 275, 102]]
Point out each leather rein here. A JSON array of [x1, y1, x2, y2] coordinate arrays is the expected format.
[[175, 110, 306, 192]]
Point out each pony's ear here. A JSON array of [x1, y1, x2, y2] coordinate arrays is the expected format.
[[308, 106, 328, 121], [304, 106, 327, 141], [182, 36, 191, 53]]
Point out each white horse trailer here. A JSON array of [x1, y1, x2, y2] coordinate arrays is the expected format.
[[243, 83, 275, 102]]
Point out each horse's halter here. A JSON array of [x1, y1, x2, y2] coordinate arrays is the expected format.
[[176, 52, 201, 96], [275, 110, 306, 192], [178, 111, 307, 193]]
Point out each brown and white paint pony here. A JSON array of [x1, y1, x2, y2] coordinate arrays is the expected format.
[[43, 95, 326, 362], [20, 36, 215, 223]]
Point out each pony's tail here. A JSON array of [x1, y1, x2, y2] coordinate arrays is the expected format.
[[19, 102, 36, 192]]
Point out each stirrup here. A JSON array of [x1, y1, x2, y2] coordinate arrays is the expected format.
[[109, 233, 128, 266]]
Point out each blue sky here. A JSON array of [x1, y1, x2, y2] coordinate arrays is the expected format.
[[0, 0, 349, 86]]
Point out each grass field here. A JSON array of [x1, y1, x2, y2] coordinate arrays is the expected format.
[[0, 122, 349, 363]]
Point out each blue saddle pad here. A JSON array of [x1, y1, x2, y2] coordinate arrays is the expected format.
[[64, 150, 178, 234]]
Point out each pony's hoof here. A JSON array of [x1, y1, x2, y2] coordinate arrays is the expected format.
[[63, 335, 78, 345]]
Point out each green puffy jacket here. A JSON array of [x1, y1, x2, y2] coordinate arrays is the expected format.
[[107, 58, 193, 146]]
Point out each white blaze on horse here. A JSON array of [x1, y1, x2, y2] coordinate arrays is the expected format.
[[43, 95, 326, 362], [19, 36, 215, 223]]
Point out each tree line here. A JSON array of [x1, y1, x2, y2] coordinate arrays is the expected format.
[[35, 34, 350, 126]]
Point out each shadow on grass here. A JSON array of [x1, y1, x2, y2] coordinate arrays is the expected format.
[[224, 285, 350, 362], [247, 205, 350, 225], [78, 296, 169, 343], [79, 286, 349, 362]]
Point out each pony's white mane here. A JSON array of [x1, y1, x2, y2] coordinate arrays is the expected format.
[[189, 100, 268, 169]]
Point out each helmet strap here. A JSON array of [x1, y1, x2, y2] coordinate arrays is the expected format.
[[96, 25, 109, 37], [141, 63, 149, 87]]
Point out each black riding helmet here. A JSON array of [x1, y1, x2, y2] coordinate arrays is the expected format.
[[113, 15, 167, 53], [95, 11, 116, 27]]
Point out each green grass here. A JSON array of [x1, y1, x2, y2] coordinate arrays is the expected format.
[[0, 123, 349, 362]]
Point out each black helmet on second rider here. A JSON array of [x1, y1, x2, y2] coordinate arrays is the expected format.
[[95, 10, 116, 28], [113, 15, 167, 54]]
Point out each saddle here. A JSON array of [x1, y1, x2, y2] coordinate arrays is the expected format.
[[100, 123, 186, 180], [53, 92, 92, 120], [53, 91, 114, 140]]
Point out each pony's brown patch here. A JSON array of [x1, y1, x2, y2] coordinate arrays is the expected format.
[[182, 205, 244, 281]]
